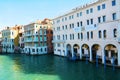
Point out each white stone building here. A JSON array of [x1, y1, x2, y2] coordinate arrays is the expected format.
[[23, 19, 53, 55], [53, 0, 120, 66]]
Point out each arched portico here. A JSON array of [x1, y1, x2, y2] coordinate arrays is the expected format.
[[92, 44, 102, 63], [104, 44, 118, 65], [81, 44, 90, 59], [73, 44, 80, 59], [66, 44, 72, 58]]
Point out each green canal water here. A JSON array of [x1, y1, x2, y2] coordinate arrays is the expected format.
[[0, 54, 120, 80]]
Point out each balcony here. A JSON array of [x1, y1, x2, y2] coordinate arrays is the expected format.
[[24, 33, 33, 37], [52, 40, 66, 43], [24, 39, 32, 42], [34, 38, 39, 42]]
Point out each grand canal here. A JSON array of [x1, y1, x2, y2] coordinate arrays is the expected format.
[[0, 54, 120, 80]]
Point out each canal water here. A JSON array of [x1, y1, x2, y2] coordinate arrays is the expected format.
[[0, 54, 120, 80]]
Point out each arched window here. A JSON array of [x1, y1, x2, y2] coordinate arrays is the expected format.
[[91, 31, 93, 39], [45, 48, 46, 51], [103, 30, 107, 38], [72, 34, 74, 40], [78, 33, 80, 39], [36, 48, 38, 52], [66, 34, 67, 40], [113, 28, 117, 38], [87, 32, 89, 40], [41, 48, 43, 52], [63, 35, 64, 40], [98, 31, 102, 38], [81, 33, 83, 40], [70, 34, 72, 40]]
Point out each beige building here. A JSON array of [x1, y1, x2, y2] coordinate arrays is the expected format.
[[1, 25, 22, 53], [53, 0, 120, 66]]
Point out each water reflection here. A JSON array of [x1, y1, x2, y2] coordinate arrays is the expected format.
[[0, 54, 120, 80]]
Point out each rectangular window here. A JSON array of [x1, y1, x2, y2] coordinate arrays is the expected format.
[[102, 4, 106, 9], [65, 25, 67, 29], [98, 17, 101, 23], [69, 16, 71, 20], [80, 21, 83, 26], [62, 26, 64, 30], [112, 13, 116, 20], [70, 24, 72, 29], [99, 31, 102, 38], [72, 23, 74, 28], [78, 33, 80, 39], [86, 10, 89, 14], [77, 13, 79, 17], [80, 12, 82, 16], [81, 33, 83, 40], [91, 19, 93, 24], [62, 18, 64, 22], [90, 8, 93, 13], [97, 5, 101, 11], [91, 31, 93, 39], [87, 32, 89, 40], [66, 35, 67, 40], [87, 20, 89, 25], [77, 22, 79, 27], [63, 35, 64, 40], [65, 17, 67, 21], [70, 34, 72, 40], [57, 43, 61, 47], [72, 15, 74, 19], [103, 16, 106, 22], [72, 34, 74, 40], [112, 0, 116, 6]]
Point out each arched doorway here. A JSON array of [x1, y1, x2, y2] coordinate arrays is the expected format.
[[73, 44, 80, 60], [92, 44, 102, 63], [104, 44, 118, 65], [81, 44, 89, 59], [66, 44, 72, 58]]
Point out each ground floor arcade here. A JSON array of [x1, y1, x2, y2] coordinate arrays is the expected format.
[[54, 42, 120, 66]]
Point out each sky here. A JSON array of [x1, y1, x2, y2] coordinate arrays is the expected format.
[[0, 0, 94, 29]]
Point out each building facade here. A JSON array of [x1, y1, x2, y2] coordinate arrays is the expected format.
[[53, 0, 120, 66], [23, 19, 53, 55], [1, 25, 22, 53], [0, 32, 2, 53], [19, 26, 24, 53]]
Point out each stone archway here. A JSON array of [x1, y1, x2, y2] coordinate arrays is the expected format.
[[92, 44, 102, 63], [73, 44, 80, 60], [104, 44, 118, 65], [66, 44, 72, 58], [81, 44, 90, 59]]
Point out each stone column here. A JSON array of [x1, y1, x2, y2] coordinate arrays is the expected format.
[[108, 50, 111, 58], [80, 46, 82, 59], [102, 47, 105, 64], [89, 46, 92, 61], [71, 46, 74, 57], [118, 46, 120, 65]]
